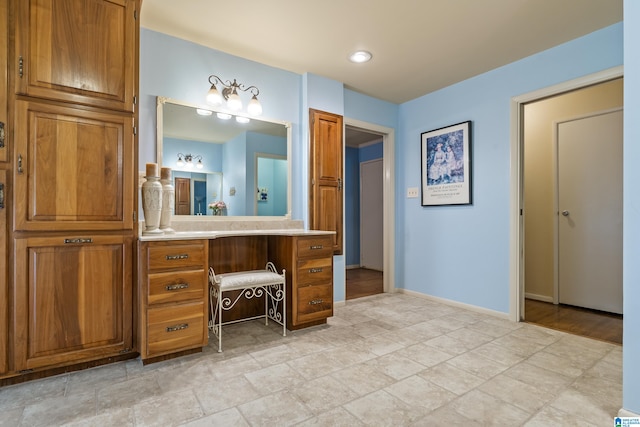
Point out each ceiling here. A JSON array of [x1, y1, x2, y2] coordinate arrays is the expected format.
[[140, 0, 622, 105]]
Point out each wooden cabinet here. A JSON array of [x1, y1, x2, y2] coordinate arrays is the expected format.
[[14, 0, 137, 112], [0, 171, 7, 375], [138, 240, 208, 361], [269, 234, 334, 329], [13, 100, 134, 231], [309, 109, 343, 254], [13, 235, 133, 371]]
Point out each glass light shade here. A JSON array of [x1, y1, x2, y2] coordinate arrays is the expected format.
[[196, 108, 213, 116], [226, 91, 242, 111], [196, 159, 204, 169], [235, 116, 250, 124], [206, 85, 223, 106], [176, 156, 184, 167], [185, 160, 194, 168], [216, 112, 232, 120], [247, 95, 262, 116]]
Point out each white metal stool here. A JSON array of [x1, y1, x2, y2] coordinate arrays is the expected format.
[[208, 262, 286, 352]]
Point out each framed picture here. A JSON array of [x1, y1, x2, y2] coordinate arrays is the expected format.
[[421, 121, 472, 206]]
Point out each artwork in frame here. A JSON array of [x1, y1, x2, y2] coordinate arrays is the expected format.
[[421, 121, 472, 206]]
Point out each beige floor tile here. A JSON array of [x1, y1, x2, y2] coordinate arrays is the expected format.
[[449, 389, 531, 426], [287, 350, 345, 380], [237, 390, 313, 426], [385, 375, 457, 412], [353, 334, 405, 356], [418, 362, 485, 395], [331, 362, 396, 395], [550, 388, 619, 425], [343, 389, 425, 425], [97, 373, 161, 414], [22, 390, 96, 427], [394, 342, 454, 367], [65, 363, 128, 397], [411, 405, 483, 426], [0, 374, 67, 411], [194, 375, 261, 414], [0, 407, 23, 427], [132, 389, 203, 426], [446, 327, 495, 349], [181, 407, 250, 427], [446, 351, 509, 380], [61, 407, 135, 427], [471, 342, 525, 367], [366, 353, 426, 380], [523, 405, 599, 427], [295, 407, 365, 426], [491, 334, 548, 357], [423, 334, 472, 355], [527, 350, 590, 378], [479, 374, 555, 413], [244, 362, 305, 393], [290, 375, 360, 415]]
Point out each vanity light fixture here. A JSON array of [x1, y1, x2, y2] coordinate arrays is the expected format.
[[206, 74, 263, 116], [235, 116, 250, 124], [349, 50, 372, 63], [216, 112, 232, 120], [176, 153, 204, 169]]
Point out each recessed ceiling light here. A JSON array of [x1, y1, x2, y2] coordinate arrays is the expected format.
[[349, 50, 372, 63]]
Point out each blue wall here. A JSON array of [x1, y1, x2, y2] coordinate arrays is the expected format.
[[397, 23, 623, 314]]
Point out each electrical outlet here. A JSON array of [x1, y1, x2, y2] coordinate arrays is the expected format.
[[407, 187, 419, 198]]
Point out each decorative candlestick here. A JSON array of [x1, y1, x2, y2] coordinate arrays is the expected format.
[[141, 163, 163, 235], [159, 167, 175, 234]]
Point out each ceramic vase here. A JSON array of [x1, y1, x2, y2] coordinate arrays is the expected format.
[[159, 167, 175, 234], [142, 163, 163, 235]]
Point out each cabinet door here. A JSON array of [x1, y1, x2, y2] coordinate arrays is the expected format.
[[13, 234, 133, 371], [14, 0, 137, 112], [0, 171, 7, 374], [14, 100, 134, 231], [309, 109, 343, 254]]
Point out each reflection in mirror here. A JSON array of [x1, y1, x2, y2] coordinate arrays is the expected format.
[[157, 97, 291, 217]]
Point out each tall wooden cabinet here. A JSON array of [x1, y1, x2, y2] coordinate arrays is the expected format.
[[2, 0, 140, 380]]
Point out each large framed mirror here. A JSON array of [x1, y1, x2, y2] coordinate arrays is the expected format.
[[157, 97, 291, 217]]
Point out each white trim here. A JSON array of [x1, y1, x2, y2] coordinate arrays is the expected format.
[[524, 293, 554, 303], [344, 118, 396, 296], [509, 65, 623, 323], [334, 300, 346, 307], [398, 289, 510, 320], [346, 264, 360, 270], [618, 409, 640, 417]]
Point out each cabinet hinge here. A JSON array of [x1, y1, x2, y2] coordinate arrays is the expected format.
[[133, 95, 137, 105], [0, 183, 4, 209], [18, 56, 24, 78], [0, 121, 4, 147], [19, 369, 34, 374], [133, 126, 137, 136], [133, 211, 136, 221], [134, 10, 137, 20]]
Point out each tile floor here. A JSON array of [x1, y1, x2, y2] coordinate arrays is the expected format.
[[0, 293, 622, 426]]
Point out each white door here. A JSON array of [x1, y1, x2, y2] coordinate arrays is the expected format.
[[557, 109, 623, 314], [360, 159, 383, 271]]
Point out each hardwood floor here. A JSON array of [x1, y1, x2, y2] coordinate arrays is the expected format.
[[524, 299, 622, 345], [346, 268, 383, 300]]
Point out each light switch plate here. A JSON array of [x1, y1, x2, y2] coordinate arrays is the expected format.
[[407, 187, 419, 198]]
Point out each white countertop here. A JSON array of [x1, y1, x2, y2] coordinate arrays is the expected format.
[[139, 228, 335, 241]]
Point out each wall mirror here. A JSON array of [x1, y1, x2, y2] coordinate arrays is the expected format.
[[157, 97, 291, 217]]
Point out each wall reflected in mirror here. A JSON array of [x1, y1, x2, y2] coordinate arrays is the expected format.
[[158, 97, 291, 217]]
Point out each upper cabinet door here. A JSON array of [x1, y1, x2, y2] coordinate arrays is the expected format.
[[13, 100, 134, 231], [15, 0, 137, 112]]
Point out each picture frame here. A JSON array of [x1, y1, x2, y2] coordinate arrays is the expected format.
[[421, 121, 472, 206]]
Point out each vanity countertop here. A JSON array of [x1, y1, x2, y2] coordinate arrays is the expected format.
[[138, 218, 335, 241]]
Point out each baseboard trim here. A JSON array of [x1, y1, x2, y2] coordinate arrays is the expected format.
[[397, 289, 510, 320], [346, 265, 360, 270], [525, 293, 554, 303], [618, 408, 640, 417]]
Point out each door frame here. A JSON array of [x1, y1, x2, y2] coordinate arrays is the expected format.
[[509, 65, 623, 321], [344, 118, 395, 294]]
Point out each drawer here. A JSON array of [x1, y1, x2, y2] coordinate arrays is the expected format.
[[147, 302, 206, 357], [296, 283, 333, 324], [297, 258, 333, 285], [296, 236, 333, 259], [148, 270, 206, 305], [147, 242, 205, 271]]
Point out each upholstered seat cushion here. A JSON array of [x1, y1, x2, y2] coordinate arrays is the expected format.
[[213, 270, 285, 291]]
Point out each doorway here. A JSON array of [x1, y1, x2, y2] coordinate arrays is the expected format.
[[512, 70, 623, 343], [344, 121, 394, 299]]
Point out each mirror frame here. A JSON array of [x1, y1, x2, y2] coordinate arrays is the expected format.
[[156, 96, 292, 219]]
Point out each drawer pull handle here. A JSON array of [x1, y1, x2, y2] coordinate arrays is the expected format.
[[166, 323, 189, 332], [309, 268, 323, 274], [64, 238, 93, 244], [166, 283, 189, 291], [309, 245, 323, 250], [308, 299, 324, 305], [166, 254, 189, 260]]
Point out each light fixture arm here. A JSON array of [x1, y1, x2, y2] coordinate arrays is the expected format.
[[208, 75, 260, 99]]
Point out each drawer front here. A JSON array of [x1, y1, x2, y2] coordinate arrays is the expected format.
[[296, 236, 333, 259], [148, 270, 206, 305], [147, 302, 206, 357], [148, 243, 205, 271], [296, 283, 333, 324], [297, 258, 333, 285]]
